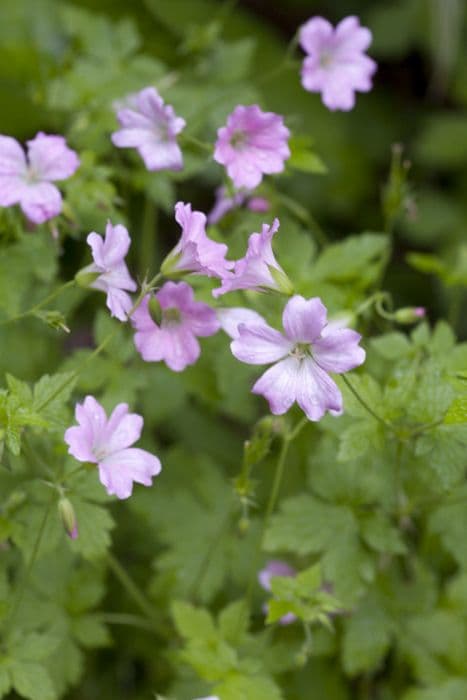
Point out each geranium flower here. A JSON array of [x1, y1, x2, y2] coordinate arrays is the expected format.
[[258, 560, 297, 625], [214, 105, 290, 189], [217, 306, 268, 339], [161, 201, 233, 278], [299, 15, 376, 111], [213, 218, 293, 297], [64, 397, 161, 500], [111, 87, 186, 171], [131, 281, 219, 371], [231, 295, 365, 421], [0, 132, 79, 224], [82, 222, 137, 322]]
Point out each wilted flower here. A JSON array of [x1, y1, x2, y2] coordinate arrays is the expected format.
[[78, 222, 137, 322], [131, 281, 220, 371], [111, 87, 186, 171], [64, 397, 161, 500], [214, 105, 290, 189], [0, 132, 79, 224], [299, 15, 376, 111], [161, 201, 233, 278], [213, 218, 293, 298], [259, 560, 297, 625], [231, 295, 365, 421]]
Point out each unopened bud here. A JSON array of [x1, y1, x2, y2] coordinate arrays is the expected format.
[[148, 296, 163, 325], [247, 196, 270, 213], [160, 250, 183, 277], [58, 497, 78, 540], [394, 306, 426, 324], [268, 265, 294, 296], [75, 267, 100, 288]]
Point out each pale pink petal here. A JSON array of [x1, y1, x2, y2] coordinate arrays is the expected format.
[[0, 136, 27, 176], [20, 182, 62, 223], [103, 403, 143, 453], [335, 16, 372, 53], [138, 141, 183, 171], [313, 328, 365, 374], [299, 16, 334, 55], [26, 132, 79, 181], [0, 176, 27, 206], [86, 232, 106, 268], [282, 296, 327, 343], [105, 286, 134, 321], [160, 325, 200, 371], [252, 357, 300, 414], [98, 448, 161, 499], [101, 222, 132, 268], [231, 323, 293, 364], [185, 302, 220, 337], [64, 396, 107, 462], [64, 425, 95, 463], [217, 307, 268, 339], [295, 358, 343, 421]]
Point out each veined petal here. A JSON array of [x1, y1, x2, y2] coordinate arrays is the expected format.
[[217, 307, 268, 339], [105, 286, 134, 322], [252, 357, 300, 414], [313, 328, 365, 373], [103, 403, 143, 453], [231, 323, 293, 365], [296, 358, 343, 421], [98, 448, 161, 499], [282, 296, 327, 342], [102, 222, 132, 267]]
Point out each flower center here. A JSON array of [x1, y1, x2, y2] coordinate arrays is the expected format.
[[25, 166, 40, 184], [319, 50, 333, 68], [230, 129, 248, 150], [162, 306, 181, 325], [290, 342, 311, 361]]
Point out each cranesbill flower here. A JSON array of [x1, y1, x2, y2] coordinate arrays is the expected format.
[[231, 295, 365, 421], [0, 132, 79, 224], [214, 105, 290, 189], [299, 15, 376, 111], [217, 306, 268, 339], [131, 281, 219, 371], [259, 560, 297, 625], [161, 201, 233, 278], [111, 87, 186, 171], [213, 218, 293, 298], [81, 222, 137, 322], [64, 397, 161, 500]]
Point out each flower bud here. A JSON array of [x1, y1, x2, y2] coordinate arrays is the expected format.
[[58, 497, 78, 540], [75, 267, 101, 288], [147, 296, 163, 325], [268, 265, 294, 295], [394, 306, 426, 324], [160, 250, 183, 277], [247, 196, 270, 213]]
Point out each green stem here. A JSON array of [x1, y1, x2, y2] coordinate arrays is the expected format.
[[0, 279, 76, 325], [106, 552, 158, 625], [140, 196, 157, 279], [97, 612, 156, 632], [341, 374, 392, 431]]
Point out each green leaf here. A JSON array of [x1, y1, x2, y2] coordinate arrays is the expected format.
[[403, 679, 467, 700], [33, 372, 76, 427], [10, 660, 57, 700], [288, 136, 327, 174], [214, 672, 283, 700], [429, 490, 467, 568], [69, 498, 114, 560], [415, 425, 467, 489], [444, 396, 467, 424], [71, 614, 110, 648], [342, 598, 392, 675], [172, 601, 216, 642], [218, 600, 249, 646], [312, 233, 389, 288], [360, 512, 407, 555]]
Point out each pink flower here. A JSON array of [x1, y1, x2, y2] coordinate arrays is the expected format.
[[83, 222, 137, 322], [217, 306, 268, 339], [131, 281, 220, 371], [161, 201, 233, 278], [111, 87, 186, 171], [0, 132, 79, 224], [64, 397, 161, 500], [258, 560, 297, 625], [299, 16, 377, 111], [214, 105, 290, 189], [213, 218, 293, 298], [231, 296, 366, 421]]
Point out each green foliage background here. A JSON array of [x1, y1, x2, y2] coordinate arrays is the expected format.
[[0, 0, 466, 699]]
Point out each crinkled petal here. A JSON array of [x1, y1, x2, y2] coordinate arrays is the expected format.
[[87, 232, 106, 269], [185, 301, 220, 337], [217, 307, 268, 339], [138, 141, 183, 171], [103, 403, 143, 453], [231, 323, 293, 364], [313, 328, 365, 373], [26, 132, 79, 181], [64, 396, 107, 461], [98, 447, 161, 499], [295, 358, 343, 421], [282, 296, 327, 343], [105, 286, 134, 321], [0, 136, 27, 176], [252, 357, 300, 414], [101, 222, 132, 268], [20, 182, 62, 223]]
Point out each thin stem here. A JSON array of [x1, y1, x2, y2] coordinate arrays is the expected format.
[[0, 279, 76, 325], [140, 196, 157, 279], [106, 552, 158, 625], [341, 374, 392, 431], [97, 612, 156, 632]]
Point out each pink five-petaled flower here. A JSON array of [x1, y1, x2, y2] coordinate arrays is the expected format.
[[258, 560, 297, 625], [161, 201, 233, 278], [231, 295, 365, 421], [299, 15, 377, 111], [64, 396, 161, 500], [213, 218, 292, 298], [82, 222, 137, 322], [111, 87, 186, 171], [214, 105, 290, 189], [0, 132, 79, 224], [131, 281, 220, 372]]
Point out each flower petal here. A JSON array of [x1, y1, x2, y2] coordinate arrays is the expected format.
[[0, 176, 27, 206], [295, 358, 343, 421], [252, 357, 300, 414], [20, 182, 62, 224], [0, 136, 27, 176], [231, 323, 293, 365], [102, 222, 132, 268], [26, 132, 79, 181], [98, 447, 161, 499], [217, 307, 268, 339], [103, 403, 143, 453], [313, 328, 365, 373], [282, 296, 327, 343]]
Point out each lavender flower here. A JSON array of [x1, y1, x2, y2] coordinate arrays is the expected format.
[[82, 222, 137, 322], [64, 396, 161, 500], [0, 132, 79, 224], [214, 105, 290, 189], [258, 560, 297, 625], [131, 281, 220, 371], [299, 15, 376, 111], [231, 295, 365, 421], [111, 87, 186, 171], [213, 218, 293, 297], [161, 201, 233, 278]]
